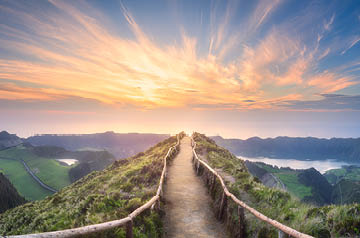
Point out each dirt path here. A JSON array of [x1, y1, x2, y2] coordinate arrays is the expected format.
[[163, 136, 227, 238]]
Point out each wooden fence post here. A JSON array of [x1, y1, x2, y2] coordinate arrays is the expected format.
[[206, 170, 210, 185], [126, 219, 133, 238], [211, 174, 216, 192], [218, 192, 227, 220], [157, 198, 161, 210], [196, 160, 200, 175], [238, 206, 245, 238]]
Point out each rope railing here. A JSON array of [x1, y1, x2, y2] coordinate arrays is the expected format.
[[5, 134, 182, 238], [191, 137, 314, 238]]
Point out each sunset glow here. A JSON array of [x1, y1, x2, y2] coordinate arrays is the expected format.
[[1, 0, 360, 138]]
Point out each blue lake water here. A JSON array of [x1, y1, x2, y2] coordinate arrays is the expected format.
[[237, 156, 356, 174]]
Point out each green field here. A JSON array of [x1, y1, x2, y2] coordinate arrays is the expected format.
[[27, 159, 72, 190], [254, 163, 312, 199], [0, 135, 180, 236], [0, 146, 75, 200], [0, 159, 52, 200], [193, 133, 360, 237], [324, 166, 360, 184], [275, 172, 312, 199]]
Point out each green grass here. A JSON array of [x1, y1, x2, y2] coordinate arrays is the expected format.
[[0, 146, 75, 199], [0, 159, 53, 200], [324, 166, 360, 185], [0, 134, 182, 237], [256, 163, 281, 173], [275, 172, 312, 199], [193, 132, 360, 238], [254, 163, 312, 199], [27, 159, 72, 190]]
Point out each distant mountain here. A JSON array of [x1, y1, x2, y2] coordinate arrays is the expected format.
[[0, 131, 22, 150], [26, 131, 170, 158], [26, 144, 116, 172], [212, 136, 360, 162], [0, 173, 26, 213]]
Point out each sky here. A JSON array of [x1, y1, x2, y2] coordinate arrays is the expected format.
[[0, 0, 360, 139]]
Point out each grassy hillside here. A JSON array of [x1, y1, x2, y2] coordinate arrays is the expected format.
[[249, 162, 312, 200], [245, 161, 336, 204], [0, 145, 73, 199], [324, 166, 360, 205], [193, 133, 360, 238], [0, 158, 53, 200], [332, 179, 360, 205], [1, 145, 73, 189], [0, 172, 26, 213], [0, 134, 179, 237], [276, 172, 312, 199], [0, 144, 115, 200], [324, 165, 360, 185], [0, 131, 22, 150]]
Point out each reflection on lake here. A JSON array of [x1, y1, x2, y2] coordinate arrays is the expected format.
[[237, 156, 356, 174], [56, 159, 78, 166]]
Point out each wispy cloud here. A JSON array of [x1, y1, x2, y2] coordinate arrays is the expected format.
[[341, 36, 360, 55], [283, 94, 360, 111], [324, 14, 335, 31], [0, 0, 359, 112], [215, 0, 283, 59]]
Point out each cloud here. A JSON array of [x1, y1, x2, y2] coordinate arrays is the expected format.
[[0, 0, 358, 112], [251, 0, 282, 31], [341, 36, 360, 55], [215, 0, 283, 59], [324, 14, 335, 31], [307, 72, 357, 93], [0, 1, 256, 110], [318, 48, 330, 60], [283, 94, 360, 111]]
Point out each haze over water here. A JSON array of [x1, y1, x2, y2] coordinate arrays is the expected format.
[[239, 156, 357, 174]]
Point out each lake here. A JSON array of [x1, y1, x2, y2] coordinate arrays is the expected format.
[[56, 159, 78, 166], [237, 156, 355, 174]]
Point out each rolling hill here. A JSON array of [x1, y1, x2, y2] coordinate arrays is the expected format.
[[0, 172, 26, 213], [0, 135, 178, 236], [26, 131, 170, 158], [324, 165, 360, 185], [0, 144, 115, 200], [193, 133, 360, 237], [212, 135, 360, 162], [0, 131, 22, 150], [244, 161, 360, 206], [1, 133, 359, 237]]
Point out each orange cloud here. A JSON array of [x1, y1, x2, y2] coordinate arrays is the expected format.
[[308, 73, 357, 93], [0, 0, 357, 112]]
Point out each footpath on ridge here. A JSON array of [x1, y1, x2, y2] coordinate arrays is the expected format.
[[163, 136, 227, 238]]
